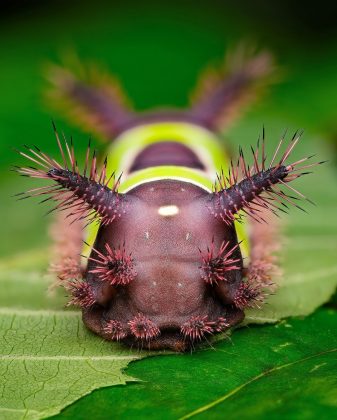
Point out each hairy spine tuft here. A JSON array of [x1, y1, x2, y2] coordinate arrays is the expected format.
[[15, 124, 123, 226], [199, 239, 241, 285], [181, 315, 215, 341], [211, 130, 325, 224], [103, 320, 127, 341], [67, 280, 96, 308], [89, 243, 136, 285], [128, 313, 160, 340]]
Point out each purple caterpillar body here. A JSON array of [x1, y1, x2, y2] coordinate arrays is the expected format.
[[15, 48, 322, 351]]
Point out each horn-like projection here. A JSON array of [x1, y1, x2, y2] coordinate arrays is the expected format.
[[189, 46, 276, 131], [14, 123, 125, 226], [209, 130, 325, 225], [45, 58, 134, 140]]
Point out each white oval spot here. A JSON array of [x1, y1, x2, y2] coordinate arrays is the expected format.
[[158, 205, 179, 217]]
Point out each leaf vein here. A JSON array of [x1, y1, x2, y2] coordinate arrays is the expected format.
[[0, 355, 138, 361], [179, 348, 337, 419]]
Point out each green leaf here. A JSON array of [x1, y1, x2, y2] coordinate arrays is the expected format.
[[53, 308, 337, 419], [1, 4, 337, 418], [2, 124, 337, 419], [2, 118, 337, 420], [0, 184, 147, 419], [0, 310, 140, 420], [51, 120, 337, 418], [0, 267, 143, 420]]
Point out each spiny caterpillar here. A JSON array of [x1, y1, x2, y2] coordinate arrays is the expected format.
[[14, 48, 323, 351]]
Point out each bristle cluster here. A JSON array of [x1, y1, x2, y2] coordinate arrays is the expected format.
[[213, 317, 230, 332], [45, 59, 133, 140], [247, 260, 277, 287], [180, 315, 215, 341], [14, 124, 123, 226], [190, 47, 276, 131], [233, 282, 266, 310], [48, 211, 84, 288], [199, 239, 241, 285], [50, 256, 82, 281], [212, 130, 324, 225], [246, 213, 280, 293], [67, 280, 96, 307], [128, 313, 160, 340], [89, 243, 136, 285], [103, 319, 127, 341]]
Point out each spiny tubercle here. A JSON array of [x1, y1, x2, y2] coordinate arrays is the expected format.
[[48, 168, 121, 225], [233, 281, 266, 310], [15, 126, 124, 226], [89, 242, 136, 285], [211, 131, 323, 224], [215, 165, 288, 222], [128, 313, 160, 340], [199, 239, 241, 285], [67, 280, 96, 308], [180, 315, 230, 341]]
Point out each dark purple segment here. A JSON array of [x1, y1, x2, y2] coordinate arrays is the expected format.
[[190, 72, 250, 127], [214, 165, 288, 218], [129, 141, 205, 172], [47, 168, 121, 223], [114, 110, 217, 138], [69, 83, 132, 136]]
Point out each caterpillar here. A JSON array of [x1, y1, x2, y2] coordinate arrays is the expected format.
[[15, 48, 323, 351]]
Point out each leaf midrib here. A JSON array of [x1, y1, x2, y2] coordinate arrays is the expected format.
[[179, 348, 337, 419], [0, 308, 79, 316], [0, 355, 138, 361], [0, 407, 39, 415]]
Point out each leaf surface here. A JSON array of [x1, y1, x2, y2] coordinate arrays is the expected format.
[[0, 266, 142, 420], [51, 308, 337, 419], [2, 124, 337, 420], [1, 4, 337, 418]]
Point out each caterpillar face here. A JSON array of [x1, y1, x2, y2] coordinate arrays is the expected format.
[[83, 181, 244, 351]]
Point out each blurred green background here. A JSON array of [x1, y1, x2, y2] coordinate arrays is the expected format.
[[1, 0, 337, 418], [1, 0, 337, 261]]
